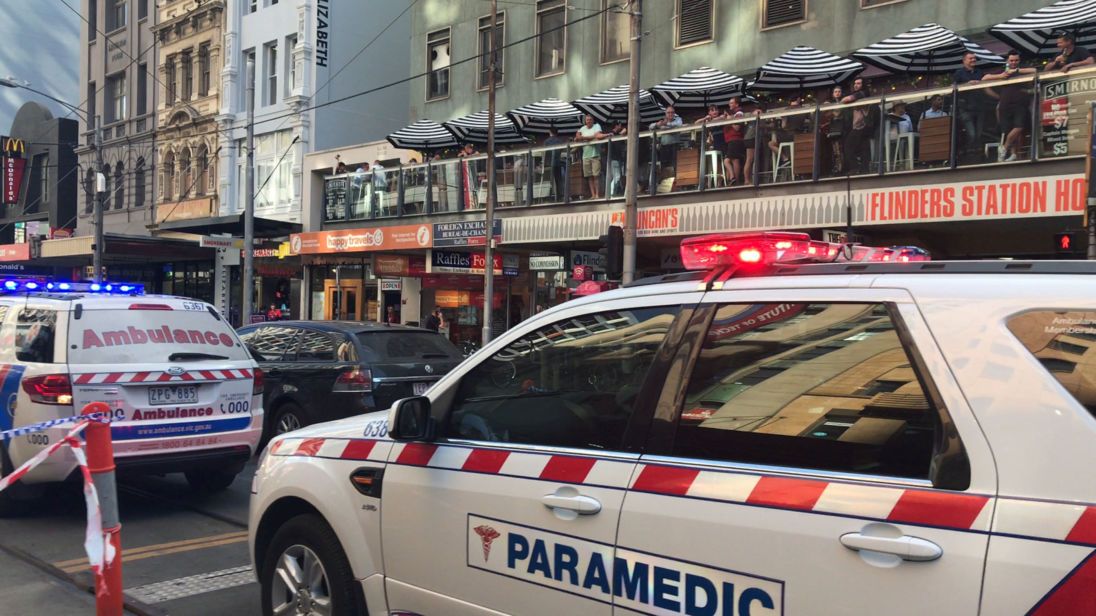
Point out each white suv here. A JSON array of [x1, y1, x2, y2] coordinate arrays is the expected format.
[[0, 281, 262, 512], [249, 233, 1096, 616]]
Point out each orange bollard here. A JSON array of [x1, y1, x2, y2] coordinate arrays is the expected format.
[[81, 402, 123, 616]]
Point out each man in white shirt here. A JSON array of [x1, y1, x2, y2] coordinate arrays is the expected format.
[[575, 114, 607, 199]]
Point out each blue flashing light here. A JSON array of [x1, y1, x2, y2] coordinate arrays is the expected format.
[[0, 280, 145, 295]]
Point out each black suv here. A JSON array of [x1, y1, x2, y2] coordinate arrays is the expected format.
[[237, 321, 463, 442]]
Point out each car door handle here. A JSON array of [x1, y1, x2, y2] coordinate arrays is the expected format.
[[839, 532, 942, 562], [541, 493, 601, 515]]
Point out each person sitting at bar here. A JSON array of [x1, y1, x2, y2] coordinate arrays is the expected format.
[[650, 105, 684, 176], [1044, 31, 1094, 73], [982, 49, 1036, 162], [888, 102, 913, 138], [920, 95, 949, 120]]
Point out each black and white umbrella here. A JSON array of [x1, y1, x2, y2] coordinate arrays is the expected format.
[[752, 46, 865, 91], [854, 23, 1004, 73], [571, 85, 665, 125], [651, 66, 745, 109], [990, 0, 1096, 56], [442, 111, 528, 146], [505, 98, 583, 135], [386, 119, 458, 152]]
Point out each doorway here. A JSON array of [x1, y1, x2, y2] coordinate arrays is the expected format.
[[324, 279, 364, 320]]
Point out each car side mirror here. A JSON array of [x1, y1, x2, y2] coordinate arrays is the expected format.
[[388, 396, 434, 441]]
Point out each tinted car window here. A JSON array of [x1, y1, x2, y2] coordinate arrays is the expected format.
[[1007, 310, 1096, 415], [446, 307, 680, 451], [296, 329, 338, 361], [240, 326, 300, 362], [356, 331, 462, 362], [674, 303, 939, 480], [16, 308, 57, 364]]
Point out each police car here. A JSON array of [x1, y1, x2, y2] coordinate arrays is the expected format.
[[0, 281, 262, 512], [249, 232, 1096, 615]]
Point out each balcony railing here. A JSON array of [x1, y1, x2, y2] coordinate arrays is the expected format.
[[323, 67, 1095, 224]]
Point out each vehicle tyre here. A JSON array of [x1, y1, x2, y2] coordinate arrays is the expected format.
[[272, 403, 308, 438], [185, 469, 238, 493], [260, 513, 365, 616]]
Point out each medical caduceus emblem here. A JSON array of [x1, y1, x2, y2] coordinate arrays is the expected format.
[[473, 525, 501, 562]]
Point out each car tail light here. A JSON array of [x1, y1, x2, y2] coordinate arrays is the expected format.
[[680, 232, 838, 271], [128, 303, 173, 310], [334, 368, 372, 393], [252, 368, 264, 395], [22, 374, 73, 405]]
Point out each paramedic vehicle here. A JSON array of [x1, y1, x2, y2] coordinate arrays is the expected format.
[[249, 233, 1096, 616], [0, 281, 262, 510]]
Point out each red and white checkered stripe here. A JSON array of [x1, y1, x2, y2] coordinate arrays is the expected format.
[[273, 439, 1096, 545], [73, 369, 253, 385]]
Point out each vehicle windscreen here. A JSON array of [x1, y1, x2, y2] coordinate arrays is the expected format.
[[356, 331, 463, 363], [70, 308, 251, 364]]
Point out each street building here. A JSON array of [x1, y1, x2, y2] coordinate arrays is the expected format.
[[298, 0, 1096, 347]]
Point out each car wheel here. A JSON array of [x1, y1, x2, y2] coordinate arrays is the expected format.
[[274, 403, 307, 436], [185, 469, 238, 493], [260, 514, 365, 616]]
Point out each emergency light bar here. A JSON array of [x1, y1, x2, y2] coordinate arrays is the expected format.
[[0, 280, 145, 295], [679, 232, 930, 271]]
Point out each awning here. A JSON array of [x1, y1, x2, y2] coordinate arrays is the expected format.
[[990, 0, 1096, 56], [854, 23, 1003, 73], [752, 46, 864, 91], [506, 98, 584, 135], [39, 233, 213, 262], [155, 214, 301, 237], [571, 85, 664, 125], [386, 119, 459, 152], [443, 111, 528, 146], [651, 66, 745, 109]]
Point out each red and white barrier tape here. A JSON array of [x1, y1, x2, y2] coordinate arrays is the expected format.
[[0, 420, 116, 589]]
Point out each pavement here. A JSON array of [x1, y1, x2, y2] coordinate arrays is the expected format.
[[0, 546, 105, 613]]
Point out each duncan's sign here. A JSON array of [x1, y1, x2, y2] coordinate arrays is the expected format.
[[1, 136, 26, 205]]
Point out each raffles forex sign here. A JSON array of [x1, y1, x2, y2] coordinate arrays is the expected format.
[[1, 136, 26, 205]]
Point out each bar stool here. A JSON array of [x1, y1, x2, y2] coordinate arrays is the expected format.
[[888, 132, 918, 171], [704, 149, 725, 187], [771, 142, 794, 182]]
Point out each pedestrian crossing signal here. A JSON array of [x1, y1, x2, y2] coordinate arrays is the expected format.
[[1055, 231, 1081, 257]]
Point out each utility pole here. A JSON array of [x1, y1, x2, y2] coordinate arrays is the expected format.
[[622, 0, 642, 284], [93, 116, 105, 283], [482, 0, 498, 344], [243, 58, 256, 323]]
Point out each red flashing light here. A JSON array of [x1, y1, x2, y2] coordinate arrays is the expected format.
[[680, 232, 836, 271]]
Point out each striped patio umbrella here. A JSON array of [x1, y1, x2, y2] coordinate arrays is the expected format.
[[990, 0, 1096, 56], [854, 23, 1004, 73], [386, 119, 458, 152], [505, 98, 584, 135], [651, 66, 746, 109], [442, 111, 528, 146], [571, 85, 665, 125], [752, 46, 865, 92]]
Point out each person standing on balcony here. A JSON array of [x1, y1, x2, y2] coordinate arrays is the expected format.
[[697, 105, 727, 187], [723, 98, 746, 185], [650, 105, 684, 177], [1044, 31, 1094, 73], [841, 78, 874, 174], [983, 50, 1036, 162], [543, 127, 567, 201], [575, 114, 608, 199], [953, 51, 996, 161], [821, 86, 846, 175]]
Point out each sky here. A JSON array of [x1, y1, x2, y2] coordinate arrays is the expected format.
[[0, 1, 81, 129]]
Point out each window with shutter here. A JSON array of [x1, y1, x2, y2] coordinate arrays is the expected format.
[[763, 0, 805, 28], [677, 0, 713, 46]]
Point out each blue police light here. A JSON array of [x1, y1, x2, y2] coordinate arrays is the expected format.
[[0, 280, 145, 295]]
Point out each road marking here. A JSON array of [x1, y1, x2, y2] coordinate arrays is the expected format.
[[53, 531, 249, 573], [126, 565, 255, 604]]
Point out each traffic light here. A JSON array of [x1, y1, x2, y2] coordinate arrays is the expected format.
[[1055, 231, 1082, 258], [599, 226, 624, 280]]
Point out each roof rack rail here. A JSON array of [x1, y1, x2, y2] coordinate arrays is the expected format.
[[767, 261, 1096, 277]]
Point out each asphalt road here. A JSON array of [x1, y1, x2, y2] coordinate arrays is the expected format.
[[0, 461, 262, 616]]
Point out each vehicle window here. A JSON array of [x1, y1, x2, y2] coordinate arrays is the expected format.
[[239, 326, 300, 362], [1007, 310, 1096, 415], [356, 331, 462, 362], [446, 306, 681, 451], [674, 303, 939, 479], [16, 308, 57, 363], [296, 329, 338, 361]]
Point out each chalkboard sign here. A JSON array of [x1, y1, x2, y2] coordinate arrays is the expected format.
[[324, 177, 349, 220]]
